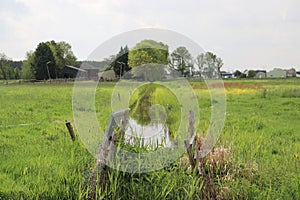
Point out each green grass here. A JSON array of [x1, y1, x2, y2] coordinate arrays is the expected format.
[[0, 79, 299, 199], [0, 82, 95, 199]]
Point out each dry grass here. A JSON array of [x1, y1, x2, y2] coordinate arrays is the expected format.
[[180, 135, 258, 199]]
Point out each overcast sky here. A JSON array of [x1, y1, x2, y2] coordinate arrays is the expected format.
[[0, 0, 299, 71]]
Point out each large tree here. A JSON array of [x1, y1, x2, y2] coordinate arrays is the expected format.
[[46, 40, 77, 78], [32, 42, 56, 80], [196, 52, 223, 78], [128, 40, 169, 81], [170, 46, 193, 76], [24, 41, 77, 80], [128, 40, 168, 68]]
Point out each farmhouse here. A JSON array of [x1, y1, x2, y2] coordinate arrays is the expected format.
[[267, 68, 286, 78]]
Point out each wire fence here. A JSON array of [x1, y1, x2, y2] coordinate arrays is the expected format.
[[0, 79, 76, 85], [0, 122, 42, 128]]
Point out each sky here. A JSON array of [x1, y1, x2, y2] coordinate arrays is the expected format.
[[0, 0, 299, 71]]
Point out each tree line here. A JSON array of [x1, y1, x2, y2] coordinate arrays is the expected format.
[[108, 39, 223, 80], [0, 54, 22, 80], [1, 40, 77, 80], [22, 41, 77, 80], [0, 39, 223, 80]]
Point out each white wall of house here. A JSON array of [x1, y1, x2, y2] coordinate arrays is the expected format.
[[267, 68, 286, 78]]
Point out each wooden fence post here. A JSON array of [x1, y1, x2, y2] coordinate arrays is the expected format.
[[88, 109, 129, 199], [65, 121, 76, 141], [184, 110, 196, 169]]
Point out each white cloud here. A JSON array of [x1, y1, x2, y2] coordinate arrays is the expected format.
[[0, 0, 299, 70]]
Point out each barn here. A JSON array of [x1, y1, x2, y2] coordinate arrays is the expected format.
[[62, 65, 87, 78]]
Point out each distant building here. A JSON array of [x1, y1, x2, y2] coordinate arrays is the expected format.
[[285, 68, 296, 77], [80, 63, 100, 80], [63, 63, 101, 80], [296, 71, 300, 78], [221, 72, 233, 78], [254, 70, 267, 79], [99, 70, 116, 81], [63, 65, 87, 78], [267, 68, 286, 78], [243, 70, 249, 77]]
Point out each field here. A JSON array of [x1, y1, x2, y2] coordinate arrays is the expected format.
[[0, 79, 299, 199]]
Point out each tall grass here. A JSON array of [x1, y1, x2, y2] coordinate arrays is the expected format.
[[0, 80, 299, 199]]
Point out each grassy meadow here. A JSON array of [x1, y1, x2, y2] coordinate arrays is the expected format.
[[0, 79, 299, 199]]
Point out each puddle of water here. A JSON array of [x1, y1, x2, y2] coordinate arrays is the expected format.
[[124, 117, 171, 148]]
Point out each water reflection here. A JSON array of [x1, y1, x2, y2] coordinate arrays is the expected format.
[[124, 117, 171, 148]]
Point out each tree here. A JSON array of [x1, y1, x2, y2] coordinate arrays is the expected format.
[[128, 40, 169, 80], [128, 40, 168, 68], [170, 46, 193, 76], [14, 68, 20, 79], [46, 40, 77, 78], [196, 52, 223, 79], [233, 70, 242, 78], [240, 73, 247, 78], [25, 40, 77, 80], [21, 51, 35, 80], [0, 53, 24, 80], [0, 53, 12, 80], [32, 42, 56, 80], [9, 61, 22, 70], [110, 45, 130, 77], [247, 70, 257, 78]]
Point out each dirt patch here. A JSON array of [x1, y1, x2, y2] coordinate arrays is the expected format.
[[208, 82, 263, 89], [192, 82, 263, 90]]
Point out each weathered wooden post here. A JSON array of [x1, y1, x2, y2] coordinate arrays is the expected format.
[[65, 121, 76, 141], [184, 110, 196, 169], [88, 109, 129, 199]]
